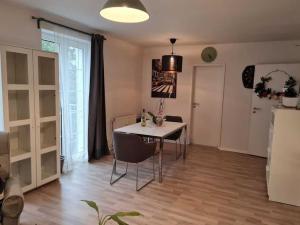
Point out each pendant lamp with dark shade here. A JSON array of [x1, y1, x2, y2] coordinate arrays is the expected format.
[[100, 0, 149, 23], [162, 38, 183, 73]]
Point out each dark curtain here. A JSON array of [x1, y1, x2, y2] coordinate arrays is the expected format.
[[88, 34, 109, 161]]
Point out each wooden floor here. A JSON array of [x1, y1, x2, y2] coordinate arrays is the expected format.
[[22, 144, 300, 225]]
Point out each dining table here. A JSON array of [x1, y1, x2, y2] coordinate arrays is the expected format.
[[114, 121, 187, 183]]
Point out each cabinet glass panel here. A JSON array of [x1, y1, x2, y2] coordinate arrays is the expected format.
[[38, 56, 55, 85], [39, 90, 56, 117], [6, 52, 28, 84], [8, 90, 30, 121], [10, 125, 31, 157], [40, 121, 56, 149], [11, 158, 32, 187], [41, 151, 57, 180]]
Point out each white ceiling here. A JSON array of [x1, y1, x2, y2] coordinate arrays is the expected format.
[[6, 0, 300, 46]]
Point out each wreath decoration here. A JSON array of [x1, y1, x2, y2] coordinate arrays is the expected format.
[[254, 76, 281, 99], [254, 69, 298, 100]]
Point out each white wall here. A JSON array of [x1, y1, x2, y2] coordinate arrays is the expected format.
[[0, 1, 143, 147], [105, 37, 142, 146], [141, 41, 300, 154], [0, 2, 40, 49], [2, 0, 300, 155]]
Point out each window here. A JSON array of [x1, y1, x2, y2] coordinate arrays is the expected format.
[[41, 27, 91, 171], [41, 40, 59, 53]]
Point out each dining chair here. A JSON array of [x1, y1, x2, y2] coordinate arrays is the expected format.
[[111, 132, 156, 191], [164, 115, 183, 160]]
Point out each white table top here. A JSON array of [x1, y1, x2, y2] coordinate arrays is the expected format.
[[114, 121, 186, 138]]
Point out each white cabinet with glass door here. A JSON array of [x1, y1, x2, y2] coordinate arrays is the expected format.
[[0, 46, 36, 192], [0, 45, 60, 192], [33, 50, 60, 186]]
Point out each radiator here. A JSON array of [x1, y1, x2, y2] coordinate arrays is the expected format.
[[112, 114, 137, 131]]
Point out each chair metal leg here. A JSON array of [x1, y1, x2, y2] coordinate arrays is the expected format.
[[110, 159, 128, 185], [179, 138, 182, 156], [175, 139, 182, 160], [136, 156, 155, 191], [183, 125, 187, 159], [175, 140, 178, 160], [153, 155, 155, 180]]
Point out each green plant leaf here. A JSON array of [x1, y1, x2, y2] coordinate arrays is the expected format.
[[81, 200, 100, 215], [110, 215, 129, 225], [114, 211, 142, 217]]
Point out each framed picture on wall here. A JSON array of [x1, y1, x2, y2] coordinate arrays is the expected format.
[[151, 59, 177, 98]]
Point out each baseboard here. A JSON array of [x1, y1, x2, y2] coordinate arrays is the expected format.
[[218, 146, 248, 154]]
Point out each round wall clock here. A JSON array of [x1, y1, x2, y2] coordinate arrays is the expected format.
[[201, 47, 217, 63], [242, 65, 255, 89]]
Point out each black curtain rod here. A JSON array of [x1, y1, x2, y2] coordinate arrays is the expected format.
[[32, 16, 106, 40]]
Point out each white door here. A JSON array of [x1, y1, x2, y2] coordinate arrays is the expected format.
[[191, 65, 225, 147], [248, 64, 300, 157]]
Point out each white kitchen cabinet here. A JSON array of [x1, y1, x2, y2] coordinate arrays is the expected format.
[[267, 107, 300, 206]]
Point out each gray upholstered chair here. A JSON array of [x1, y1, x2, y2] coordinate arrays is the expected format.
[[0, 132, 24, 225], [164, 115, 183, 159], [111, 132, 156, 191]]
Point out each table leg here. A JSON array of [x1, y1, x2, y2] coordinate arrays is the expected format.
[[159, 138, 164, 183], [183, 125, 187, 160]]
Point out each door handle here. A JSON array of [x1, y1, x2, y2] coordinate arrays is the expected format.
[[192, 103, 200, 108], [252, 107, 261, 114]]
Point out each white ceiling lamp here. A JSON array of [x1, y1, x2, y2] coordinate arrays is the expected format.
[[100, 0, 149, 23]]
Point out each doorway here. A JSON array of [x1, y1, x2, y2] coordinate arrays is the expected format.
[[191, 65, 225, 147]]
